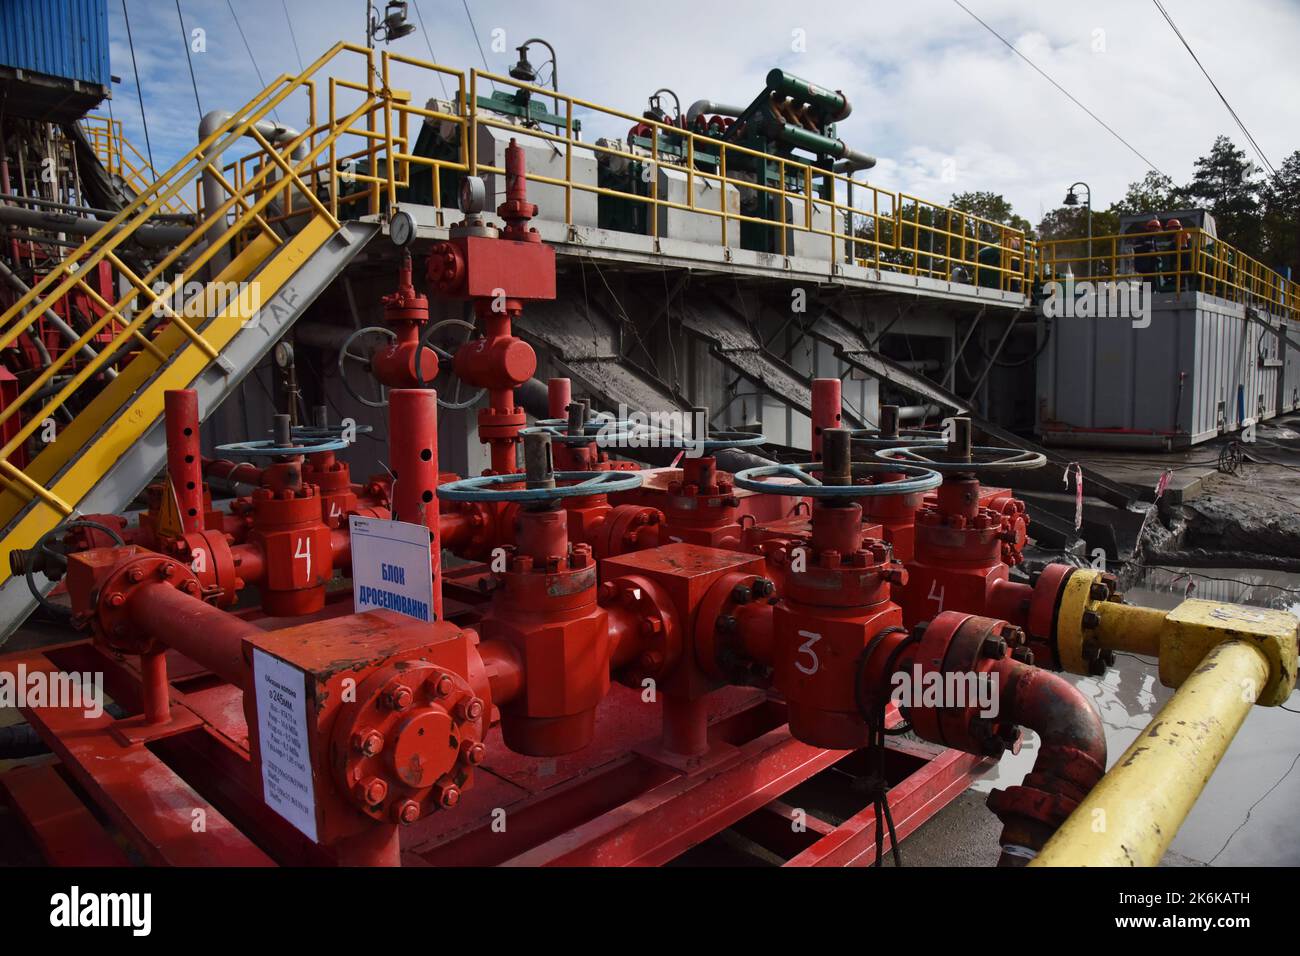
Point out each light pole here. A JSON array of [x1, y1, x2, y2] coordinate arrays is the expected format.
[[1064, 182, 1092, 276], [366, 0, 415, 48]]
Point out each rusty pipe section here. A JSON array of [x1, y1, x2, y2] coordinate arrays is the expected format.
[[985, 659, 1106, 866]]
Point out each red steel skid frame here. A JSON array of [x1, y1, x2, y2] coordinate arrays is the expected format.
[[0, 637, 987, 866]]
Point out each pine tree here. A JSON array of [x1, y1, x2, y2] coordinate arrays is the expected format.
[[1186, 135, 1264, 256]]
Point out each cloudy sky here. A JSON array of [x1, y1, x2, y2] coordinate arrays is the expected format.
[[104, 0, 1300, 226]]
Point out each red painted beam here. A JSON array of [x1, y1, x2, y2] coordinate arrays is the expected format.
[[502, 726, 844, 866], [784, 749, 991, 867], [1, 764, 131, 866], [4, 653, 274, 866]]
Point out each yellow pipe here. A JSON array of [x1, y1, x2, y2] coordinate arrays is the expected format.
[[1092, 601, 1165, 658], [1032, 638, 1269, 867]]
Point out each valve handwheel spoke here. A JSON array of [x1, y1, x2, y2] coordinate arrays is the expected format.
[[416, 317, 487, 410], [873, 444, 1047, 472], [436, 468, 643, 503], [733, 460, 943, 498], [338, 326, 396, 409]]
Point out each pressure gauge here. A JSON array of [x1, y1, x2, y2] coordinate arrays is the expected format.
[[459, 176, 487, 215], [273, 341, 295, 369], [390, 208, 416, 247]]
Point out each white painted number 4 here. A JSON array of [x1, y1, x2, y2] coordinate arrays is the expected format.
[[795, 630, 822, 675], [295, 537, 312, 579], [928, 580, 945, 612]]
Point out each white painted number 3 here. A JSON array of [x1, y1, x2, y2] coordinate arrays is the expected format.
[[795, 630, 822, 675]]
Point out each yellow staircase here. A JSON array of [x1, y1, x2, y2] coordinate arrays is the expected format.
[[0, 43, 466, 635]]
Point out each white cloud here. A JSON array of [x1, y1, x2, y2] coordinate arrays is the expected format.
[[102, 0, 1300, 229]]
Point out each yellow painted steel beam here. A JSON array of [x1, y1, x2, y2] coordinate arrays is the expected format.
[[0, 220, 330, 590], [1031, 639, 1269, 867]]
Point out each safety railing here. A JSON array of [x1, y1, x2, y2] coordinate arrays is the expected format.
[[79, 115, 197, 215], [1037, 228, 1300, 321], [0, 43, 459, 517], [462, 69, 1031, 294]]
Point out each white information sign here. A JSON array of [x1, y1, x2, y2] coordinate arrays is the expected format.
[[252, 648, 318, 842], [349, 514, 435, 622]]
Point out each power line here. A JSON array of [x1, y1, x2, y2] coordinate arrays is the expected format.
[[950, 0, 1167, 178], [119, 0, 156, 172], [281, 0, 305, 73], [175, 0, 204, 121], [459, 0, 496, 90], [226, 0, 280, 122], [410, 0, 450, 100], [1151, 0, 1275, 179]]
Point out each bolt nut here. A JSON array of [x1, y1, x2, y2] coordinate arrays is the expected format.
[[431, 673, 455, 698], [731, 584, 752, 605], [460, 741, 487, 766], [751, 578, 775, 598], [385, 684, 414, 711], [641, 616, 662, 636], [436, 782, 461, 808], [717, 614, 736, 633], [393, 799, 421, 825], [127, 567, 145, 583], [1089, 582, 1110, 601], [358, 776, 388, 806], [106, 592, 125, 608], [980, 636, 1007, 659], [459, 697, 484, 721], [353, 729, 384, 756], [1081, 610, 1102, 629]]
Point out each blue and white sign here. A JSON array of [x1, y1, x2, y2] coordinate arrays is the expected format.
[[349, 515, 435, 622]]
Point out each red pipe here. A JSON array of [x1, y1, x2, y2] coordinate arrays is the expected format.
[[548, 378, 572, 420], [140, 649, 171, 724], [164, 390, 204, 532], [124, 583, 255, 689], [811, 378, 842, 461], [388, 389, 442, 620]]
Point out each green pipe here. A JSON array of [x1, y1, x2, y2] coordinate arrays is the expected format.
[[765, 69, 851, 120]]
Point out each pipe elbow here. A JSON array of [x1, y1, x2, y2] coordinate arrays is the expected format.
[[1002, 661, 1106, 767]]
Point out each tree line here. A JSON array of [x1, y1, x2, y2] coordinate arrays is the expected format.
[[949, 136, 1300, 279]]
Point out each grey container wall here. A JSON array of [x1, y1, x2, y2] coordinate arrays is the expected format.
[[1281, 316, 1300, 413], [1036, 291, 1283, 450]]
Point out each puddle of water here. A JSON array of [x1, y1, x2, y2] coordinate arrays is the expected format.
[[970, 566, 1300, 865]]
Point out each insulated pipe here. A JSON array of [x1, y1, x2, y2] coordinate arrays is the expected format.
[[1032, 639, 1270, 867], [0, 204, 192, 247], [685, 99, 748, 126], [199, 110, 306, 274], [164, 390, 205, 533], [388, 389, 442, 620]]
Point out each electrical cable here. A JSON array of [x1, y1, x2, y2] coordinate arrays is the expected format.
[[459, 0, 496, 91], [119, 0, 156, 173], [950, 0, 1166, 177], [175, 0, 204, 121], [410, 0, 451, 100], [1151, 0, 1275, 178], [227, 0, 280, 123], [281, 0, 305, 73]]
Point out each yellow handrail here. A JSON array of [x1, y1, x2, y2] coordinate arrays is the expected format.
[[1037, 227, 1300, 320]]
